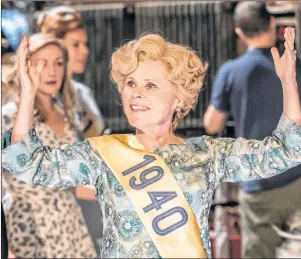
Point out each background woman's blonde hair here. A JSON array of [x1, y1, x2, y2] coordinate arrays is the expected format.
[[2, 33, 76, 124], [36, 6, 83, 38], [111, 33, 208, 129]]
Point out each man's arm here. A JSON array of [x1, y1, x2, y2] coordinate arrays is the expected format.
[[203, 60, 232, 135], [203, 105, 228, 134]]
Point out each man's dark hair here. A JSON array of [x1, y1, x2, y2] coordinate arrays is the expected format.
[[234, 2, 272, 38]]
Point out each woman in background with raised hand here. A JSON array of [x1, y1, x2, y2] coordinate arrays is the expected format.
[[1, 33, 96, 258], [36, 8, 105, 245], [36, 5, 105, 137]]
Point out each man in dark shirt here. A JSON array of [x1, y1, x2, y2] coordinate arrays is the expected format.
[[204, 2, 301, 258]]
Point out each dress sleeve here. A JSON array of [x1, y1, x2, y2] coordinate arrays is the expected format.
[[2, 128, 104, 189], [205, 114, 301, 184]]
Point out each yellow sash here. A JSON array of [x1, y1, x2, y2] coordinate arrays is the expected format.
[[88, 134, 207, 258]]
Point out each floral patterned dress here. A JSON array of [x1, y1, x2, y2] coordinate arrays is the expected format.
[[2, 114, 301, 258], [1, 101, 97, 258]]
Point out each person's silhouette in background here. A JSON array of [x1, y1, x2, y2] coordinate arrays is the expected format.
[[204, 2, 301, 257]]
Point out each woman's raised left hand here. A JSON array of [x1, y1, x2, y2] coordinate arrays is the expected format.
[[271, 27, 297, 85]]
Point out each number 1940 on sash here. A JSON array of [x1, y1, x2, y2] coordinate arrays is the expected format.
[[122, 154, 188, 236]]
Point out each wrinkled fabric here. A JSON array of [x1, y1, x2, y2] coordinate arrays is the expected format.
[[2, 114, 301, 258]]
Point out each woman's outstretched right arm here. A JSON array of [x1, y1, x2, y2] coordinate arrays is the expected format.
[[2, 128, 101, 189]]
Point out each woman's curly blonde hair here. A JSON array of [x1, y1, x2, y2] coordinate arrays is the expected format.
[[111, 33, 208, 129]]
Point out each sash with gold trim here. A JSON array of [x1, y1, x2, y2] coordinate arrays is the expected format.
[[88, 134, 207, 258]]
